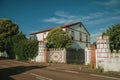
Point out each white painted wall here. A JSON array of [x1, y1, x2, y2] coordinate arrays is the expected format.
[[36, 32, 48, 41], [32, 42, 46, 62], [85, 47, 91, 65], [36, 33, 43, 41], [0, 51, 8, 58], [85, 35, 120, 72], [96, 35, 120, 72], [97, 54, 120, 72], [32, 42, 66, 63]]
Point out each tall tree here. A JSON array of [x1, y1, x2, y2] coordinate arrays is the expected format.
[[103, 24, 120, 51], [0, 18, 19, 52], [5, 32, 27, 58], [46, 27, 72, 48]]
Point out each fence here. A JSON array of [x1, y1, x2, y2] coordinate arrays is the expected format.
[[66, 49, 85, 64], [32, 42, 85, 64], [96, 50, 120, 72], [47, 48, 66, 63]]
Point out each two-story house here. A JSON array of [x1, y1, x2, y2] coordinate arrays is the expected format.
[[30, 22, 90, 50]]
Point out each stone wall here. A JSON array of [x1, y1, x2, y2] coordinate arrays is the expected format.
[[85, 35, 120, 72], [97, 51, 120, 72]]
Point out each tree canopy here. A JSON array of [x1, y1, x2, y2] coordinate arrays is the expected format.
[[46, 27, 72, 48], [0, 18, 19, 52], [103, 24, 120, 51], [0, 18, 38, 60]]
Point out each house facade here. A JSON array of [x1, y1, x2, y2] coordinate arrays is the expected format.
[[30, 22, 90, 50]]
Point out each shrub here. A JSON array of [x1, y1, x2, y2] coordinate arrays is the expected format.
[[5, 32, 39, 61], [14, 40, 38, 61], [95, 66, 104, 72]]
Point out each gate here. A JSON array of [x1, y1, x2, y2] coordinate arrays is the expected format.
[[48, 48, 66, 63], [66, 49, 85, 64]]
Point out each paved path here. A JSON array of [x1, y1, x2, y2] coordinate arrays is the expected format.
[[0, 59, 120, 80]]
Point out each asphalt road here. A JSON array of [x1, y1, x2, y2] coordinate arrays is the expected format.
[[0, 59, 120, 80]]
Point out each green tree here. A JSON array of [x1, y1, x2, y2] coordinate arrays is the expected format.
[[103, 24, 120, 51], [5, 32, 27, 58], [0, 18, 38, 60], [0, 18, 19, 52], [14, 39, 38, 61], [46, 27, 72, 48]]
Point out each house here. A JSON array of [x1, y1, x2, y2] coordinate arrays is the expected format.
[[30, 22, 90, 50]]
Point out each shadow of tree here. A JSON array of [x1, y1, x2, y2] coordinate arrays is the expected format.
[[0, 65, 46, 80]]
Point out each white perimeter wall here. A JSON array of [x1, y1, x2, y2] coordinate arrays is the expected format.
[[0, 51, 8, 58], [96, 52, 120, 72]]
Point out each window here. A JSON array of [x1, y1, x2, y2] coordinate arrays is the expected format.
[[86, 43, 88, 47], [80, 32, 82, 41], [86, 35, 88, 42], [30, 35, 37, 40], [43, 32, 47, 41], [80, 24, 82, 28], [71, 31, 74, 40]]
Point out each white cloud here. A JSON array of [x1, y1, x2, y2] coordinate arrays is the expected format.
[[43, 10, 120, 27], [112, 16, 120, 20], [83, 12, 104, 20], [43, 17, 74, 24], [94, 0, 120, 6], [103, 0, 120, 6], [43, 11, 106, 25], [55, 11, 77, 19], [85, 18, 111, 25]]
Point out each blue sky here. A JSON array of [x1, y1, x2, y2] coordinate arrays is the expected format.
[[0, 0, 120, 42]]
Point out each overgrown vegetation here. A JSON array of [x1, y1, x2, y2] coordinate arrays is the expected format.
[[5, 32, 26, 59], [102, 24, 120, 52], [14, 40, 38, 61], [0, 18, 38, 60], [46, 27, 72, 48], [0, 18, 19, 52], [86, 64, 104, 73], [95, 66, 104, 73]]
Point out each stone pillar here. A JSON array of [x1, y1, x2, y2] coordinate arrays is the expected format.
[[44, 48, 47, 63], [90, 45, 96, 69]]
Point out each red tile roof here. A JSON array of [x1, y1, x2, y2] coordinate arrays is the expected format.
[[30, 22, 90, 35]]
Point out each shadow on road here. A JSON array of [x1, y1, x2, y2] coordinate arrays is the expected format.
[[0, 65, 46, 80]]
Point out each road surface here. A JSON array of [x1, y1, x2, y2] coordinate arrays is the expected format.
[[0, 59, 120, 80]]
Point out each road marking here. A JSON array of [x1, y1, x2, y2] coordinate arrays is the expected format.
[[23, 72, 27, 74], [90, 74, 120, 80], [46, 67, 79, 74], [64, 70, 79, 74], [30, 73, 53, 80]]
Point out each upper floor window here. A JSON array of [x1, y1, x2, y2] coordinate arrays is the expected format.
[[30, 35, 37, 40], [86, 35, 88, 42], [80, 32, 82, 41], [80, 24, 82, 28], [86, 43, 88, 47], [71, 31, 74, 40], [43, 32, 47, 41]]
